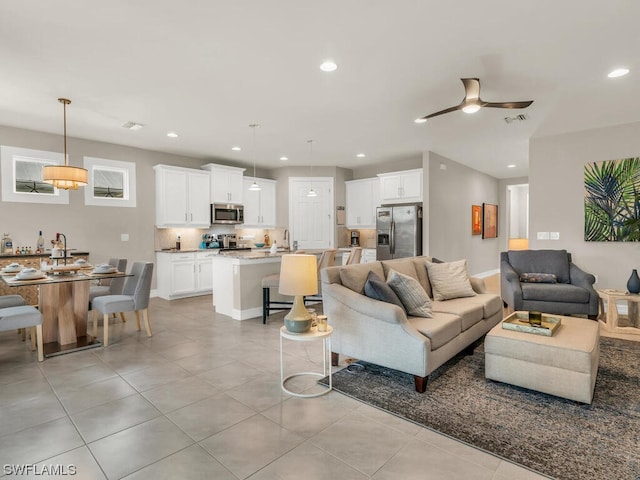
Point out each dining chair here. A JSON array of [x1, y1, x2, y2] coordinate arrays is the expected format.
[[0, 294, 26, 309], [89, 258, 127, 322], [345, 247, 363, 265], [91, 262, 153, 347], [0, 304, 44, 361]]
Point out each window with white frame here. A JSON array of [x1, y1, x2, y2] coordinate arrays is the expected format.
[[1, 145, 69, 204], [83, 156, 136, 207]]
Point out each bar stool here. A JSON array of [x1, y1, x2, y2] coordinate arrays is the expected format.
[[345, 247, 362, 265], [261, 250, 307, 324]]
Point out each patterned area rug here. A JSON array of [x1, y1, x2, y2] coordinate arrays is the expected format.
[[322, 337, 640, 480]]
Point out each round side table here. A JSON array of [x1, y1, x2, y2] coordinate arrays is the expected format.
[[279, 325, 333, 398]]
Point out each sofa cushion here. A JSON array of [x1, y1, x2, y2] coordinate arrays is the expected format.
[[387, 269, 433, 318], [520, 272, 558, 284], [381, 259, 419, 286], [363, 271, 405, 311], [507, 249, 571, 284], [410, 312, 461, 350], [339, 262, 385, 294], [426, 259, 477, 301], [521, 283, 590, 303], [466, 293, 503, 318], [431, 299, 484, 331]]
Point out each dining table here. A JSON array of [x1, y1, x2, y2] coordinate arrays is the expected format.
[[1, 266, 130, 357]]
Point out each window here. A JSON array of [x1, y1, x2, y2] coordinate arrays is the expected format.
[[83, 157, 136, 207], [1, 145, 69, 204]]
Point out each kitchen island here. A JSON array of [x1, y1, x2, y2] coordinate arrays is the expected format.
[[211, 250, 288, 320]]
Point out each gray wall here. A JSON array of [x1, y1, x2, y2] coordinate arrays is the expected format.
[[424, 151, 500, 275], [529, 121, 640, 289], [0, 125, 212, 287]]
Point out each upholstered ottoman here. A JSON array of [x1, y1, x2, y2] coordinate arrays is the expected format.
[[485, 315, 600, 404]]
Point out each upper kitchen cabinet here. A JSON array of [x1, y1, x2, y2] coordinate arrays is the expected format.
[[378, 168, 423, 204], [345, 178, 379, 228], [154, 164, 211, 228], [242, 177, 277, 228], [201, 163, 245, 205]]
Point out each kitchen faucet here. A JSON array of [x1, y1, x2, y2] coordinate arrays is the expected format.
[[56, 232, 67, 265]]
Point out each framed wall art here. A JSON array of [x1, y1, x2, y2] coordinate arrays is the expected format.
[[472, 205, 482, 235], [482, 203, 498, 239]]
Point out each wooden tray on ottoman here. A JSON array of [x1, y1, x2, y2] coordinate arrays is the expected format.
[[502, 311, 561, 336]]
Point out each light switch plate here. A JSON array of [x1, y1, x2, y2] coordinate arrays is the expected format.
[[120, 233, 129, 242], [550, 232, 560, 240], [537, 232, 550, 240]]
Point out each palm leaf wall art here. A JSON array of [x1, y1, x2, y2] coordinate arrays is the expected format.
[[584, 157, 640, 241]]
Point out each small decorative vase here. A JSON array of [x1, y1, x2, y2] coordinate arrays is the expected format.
[[627, 269, 640, 294]]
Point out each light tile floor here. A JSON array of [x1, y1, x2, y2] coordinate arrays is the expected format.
[[0, 295, 550, 480]]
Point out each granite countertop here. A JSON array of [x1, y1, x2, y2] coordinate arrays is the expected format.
[[0, 251, 89, 259]]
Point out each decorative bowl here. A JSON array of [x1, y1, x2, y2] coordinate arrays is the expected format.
[[254, 242, 265, 248]]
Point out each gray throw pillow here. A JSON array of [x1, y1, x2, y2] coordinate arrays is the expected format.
[[364, 271, 405, 312], [386, 269, 433, 318]]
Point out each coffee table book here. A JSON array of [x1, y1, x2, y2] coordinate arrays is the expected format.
[[502, 311, 562, 336]]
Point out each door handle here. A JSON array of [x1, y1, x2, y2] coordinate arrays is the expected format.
[[390, 221, 395, 255]]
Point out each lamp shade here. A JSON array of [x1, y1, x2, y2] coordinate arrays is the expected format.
[[42, 165, 88, 190], [278, 254, 318, 296]]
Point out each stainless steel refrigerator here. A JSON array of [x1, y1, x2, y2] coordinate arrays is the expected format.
[[376, 204, 423, 260]]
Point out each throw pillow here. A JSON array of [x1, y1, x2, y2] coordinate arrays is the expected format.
[[520, 272, 558, 283], [363, 271, 406, 312], [386, 269, 432, 318], [425, 259, 477, 301]]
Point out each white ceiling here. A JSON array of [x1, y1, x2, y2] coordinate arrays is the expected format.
[[1, 0, 638, 179]]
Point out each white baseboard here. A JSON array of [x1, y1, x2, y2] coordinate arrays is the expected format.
[[472, 268, 500, 279]]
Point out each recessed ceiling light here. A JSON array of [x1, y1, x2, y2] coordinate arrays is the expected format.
[[167, 132, 179, 138], [608, 68, 629, 78], [279, 156, 288, 161], [231, 146, 241, 151], [414, 118, 427, 124], [357, 153, 366, 158], [320, 60, 338, 72], [507, 164, 516, 168]]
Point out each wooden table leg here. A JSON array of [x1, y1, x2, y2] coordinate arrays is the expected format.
[[606, 295, 619, 329], [39, 281, 90, 346], [628, 301, 639, 328]]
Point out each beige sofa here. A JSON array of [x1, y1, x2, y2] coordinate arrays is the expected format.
[[320, 256, 502, 392]]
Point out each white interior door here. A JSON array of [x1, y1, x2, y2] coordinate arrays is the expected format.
[[289, 177, 334, 250]]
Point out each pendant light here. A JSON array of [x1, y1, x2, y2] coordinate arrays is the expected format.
[[42, 98, 88, 190], [248, 124, 261, 191], [307, 139, 317, 197]]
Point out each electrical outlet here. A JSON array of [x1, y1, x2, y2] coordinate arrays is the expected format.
[[537, 232, 550, 240], [550, 232, 560, 240], [120, 233, 129, 242]]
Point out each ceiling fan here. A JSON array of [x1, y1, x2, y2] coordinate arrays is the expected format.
[[418, 78, 533, 121]]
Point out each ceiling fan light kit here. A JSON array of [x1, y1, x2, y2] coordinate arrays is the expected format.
[[419, 78, 533, 121]]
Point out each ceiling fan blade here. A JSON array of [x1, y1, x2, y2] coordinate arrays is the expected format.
[[461, 78, 481, 100], [422, 105, 462, 120], [484, 100, 533, 109]]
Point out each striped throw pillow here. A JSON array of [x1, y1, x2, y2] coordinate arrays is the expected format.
[[386, 269, 433, 318], [426, 259, 477, 301]]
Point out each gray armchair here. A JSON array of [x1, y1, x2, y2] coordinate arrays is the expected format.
[[501, 249, 598, 319]]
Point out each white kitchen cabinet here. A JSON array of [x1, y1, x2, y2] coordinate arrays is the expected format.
[[201, 163, 245, 205], [156, 251, 216, 300], [345, 178, 379, 228], [361, 248, 377, 263], [242, 178, 277, 228], [154, 165, 211, 228], [378, 169, 423, 204]]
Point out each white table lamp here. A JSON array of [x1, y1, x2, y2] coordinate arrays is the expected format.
[[279, 254, 318, 333]]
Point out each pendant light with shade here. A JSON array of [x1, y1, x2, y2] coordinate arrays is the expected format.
[[307, 139, 317, 197], [248, 124, 261, 191], [42, 98, 88, 190]]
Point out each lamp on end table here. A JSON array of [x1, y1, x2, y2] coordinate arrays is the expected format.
[[279, 254, 318, 333]]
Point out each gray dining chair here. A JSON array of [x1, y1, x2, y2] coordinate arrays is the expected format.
[[0, 304, 43, 361], [91, 262, 153, 347], [0, 294, 26, 309], [89, 258, 127, 323]]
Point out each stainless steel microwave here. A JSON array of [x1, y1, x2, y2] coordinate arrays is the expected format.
[[211, 203, 244, 224]]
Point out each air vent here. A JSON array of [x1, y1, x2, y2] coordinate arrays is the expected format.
[[121, 121, 144, 130], [504, 114, 529, 124]]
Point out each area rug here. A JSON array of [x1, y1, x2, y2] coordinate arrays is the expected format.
[[322, 337, 640, 480]]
